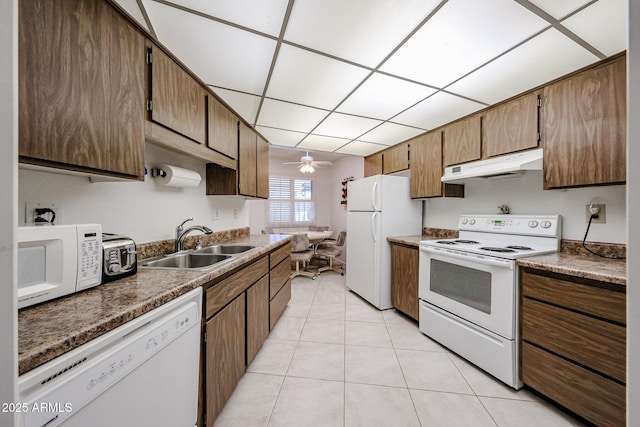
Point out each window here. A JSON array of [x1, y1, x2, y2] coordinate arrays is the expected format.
[[268, 177, 315, 225]]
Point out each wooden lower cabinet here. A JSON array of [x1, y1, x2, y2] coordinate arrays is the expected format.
[[269, 244, 292, 329], [390, 243, 419, 320], [520, 269, 626, 426], [246, 276, 270, 365]]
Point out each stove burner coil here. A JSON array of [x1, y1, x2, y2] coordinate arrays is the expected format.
[[479, 247, 517, 253], [505, 245, 533, 251], [454, 240, 480, 244], [436, 240, 457, 245]]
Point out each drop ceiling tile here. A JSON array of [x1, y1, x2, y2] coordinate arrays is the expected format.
[[446, 28, 599, 105], [336, 73, 437, 120], [257, 99, 328, 133], [313, 113, 383, 139], [212, 88, 261, 124], [266, 44, 370, 110], [336, 141, 388, 156], [159, 0, 289, 36], [143, 0, 276, 94], [393, 92, 485, 130], [255, 126, 307, 148], [527, 0, 592, 19], [561, 0, 628, 56], [359, 122, 425, 145], [112, 0, 150, 31], [284, 0, 441, 67], [380, 0, 549, 87], [298, 135, 352, 152]]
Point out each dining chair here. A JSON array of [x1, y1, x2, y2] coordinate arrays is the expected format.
[[315, 231, 346, 275], [290, 233, 316, 280]]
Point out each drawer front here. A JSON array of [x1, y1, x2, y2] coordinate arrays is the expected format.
[[522, 298, 626, 382], [270, 243, 291, 269], [521, 270, 626, 324], [270, 256, 291, 300], [270, 279, 291, 330], [206, 256, 268, 319], [522, 342, 625, 427]]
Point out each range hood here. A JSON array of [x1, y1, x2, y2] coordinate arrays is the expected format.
[[441, 149, 543, 182]]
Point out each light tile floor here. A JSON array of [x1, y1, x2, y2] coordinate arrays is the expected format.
[[214, 272, 585, 427]]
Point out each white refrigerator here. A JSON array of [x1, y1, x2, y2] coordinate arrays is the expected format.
[[346, 175, 422, 309]]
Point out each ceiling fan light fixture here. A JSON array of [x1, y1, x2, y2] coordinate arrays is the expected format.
[[300, 164, 315, 174]]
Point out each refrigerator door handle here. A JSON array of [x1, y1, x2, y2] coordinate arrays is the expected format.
[[371, 181, 379, 211], [371, 212, 378, 242]]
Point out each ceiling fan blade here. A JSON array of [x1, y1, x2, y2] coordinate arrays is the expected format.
[[282, 161, 303, 165]]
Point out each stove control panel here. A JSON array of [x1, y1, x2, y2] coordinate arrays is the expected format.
[[459, 214, 561, 237]]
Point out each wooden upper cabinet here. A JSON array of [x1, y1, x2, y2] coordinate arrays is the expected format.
[[542, 55, 626, 189], [208, 96, 238, 159], [410, 132, 464, 199], [19, 0, 145, 180], [442, 114, 482, 166], [364, 152, 383, 177], [238, 122, 258, 197], [483, 92, 540, 158], [150, 46, 206, 144], [383, 142, 409, 174], [256, 135, 269, 199]]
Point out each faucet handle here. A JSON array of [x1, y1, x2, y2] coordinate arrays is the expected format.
[[178, 217, 193, 230]]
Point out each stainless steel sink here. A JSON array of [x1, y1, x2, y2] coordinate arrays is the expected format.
[[140, 253, 231, 270], [193, 244, 255, 255]]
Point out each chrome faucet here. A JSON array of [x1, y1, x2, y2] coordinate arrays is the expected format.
[[175, 217, 213, 252]]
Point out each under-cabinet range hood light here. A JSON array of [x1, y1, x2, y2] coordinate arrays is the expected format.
[[441, 149, 543, 182]]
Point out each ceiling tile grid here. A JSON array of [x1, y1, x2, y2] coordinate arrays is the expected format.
[[119, 0, 627, 159]]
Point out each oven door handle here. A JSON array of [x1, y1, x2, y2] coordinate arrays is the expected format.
[[420, 246, 514, 269]]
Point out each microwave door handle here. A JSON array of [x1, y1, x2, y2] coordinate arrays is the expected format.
[[420, 246, 513, 269]]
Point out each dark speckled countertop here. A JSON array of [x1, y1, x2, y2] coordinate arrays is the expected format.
[[18, 234, 291, 376]]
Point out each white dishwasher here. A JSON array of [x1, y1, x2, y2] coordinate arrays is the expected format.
[[18, 287, 202, 427]]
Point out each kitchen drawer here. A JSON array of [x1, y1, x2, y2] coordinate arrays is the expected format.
[[270, 256, 291, 300], [270, 243, 291, 269], [270, 279, 291, 330], [521, 342, 625, 427], [521, 270, 626, 324], [206, 257, 268, 319], [522, 298, 626, 382]]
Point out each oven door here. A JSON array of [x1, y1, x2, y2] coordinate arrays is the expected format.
[[418, 245, 517, 339]]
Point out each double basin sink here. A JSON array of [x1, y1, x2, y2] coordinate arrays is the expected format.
[[139, 244, 255, 270]]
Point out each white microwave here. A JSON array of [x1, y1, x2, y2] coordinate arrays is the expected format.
[[17, 224, 102, 309]]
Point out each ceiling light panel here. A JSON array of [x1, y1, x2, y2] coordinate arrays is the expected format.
[[266, 44, 370, 110], [393, 92, 485, 130], [284, 0, 441, 67], [256, 127, 308, 148], [159, 0, 289, 37], [561, 0, 628, 56], [212, 88, 261, 124], [446, 28, 599, 105], [336, 141, 389, 156], [297, 135, 352, 152], [527, 0, 593, 19], [313, 113, 383, 139], [257, 98, 328, 133], [143, 0, 276, 94], [112, 0, 150, 31], [359, 122, 425, 145], [337, 73, 438, 120], [380, 0, 549, 88]]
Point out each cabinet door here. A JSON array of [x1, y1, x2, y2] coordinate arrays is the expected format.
[[208, 96, 238, 159], [19, 0, 145, 180], [483, 92, 539, 157], [410, 132, 443, 198], [364, 153, 383, 177], [150, 46, 206, 144], [391, 244, 419, 320], [543, 56, 626, 188], [246, 276, 270, 365], [383, 142, 409, 174], [205, 295, 246, 426], [442, 114, 482, 166], [238, 123, 257, 197], [256, 135, 270, 199]]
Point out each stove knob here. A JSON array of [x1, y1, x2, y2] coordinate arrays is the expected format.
[[469, 219, 476, 225], [528, 220, 539, 228], [541, 221, 552, 229], [108, 263, 122, 273], [461, 219, 468, 225]]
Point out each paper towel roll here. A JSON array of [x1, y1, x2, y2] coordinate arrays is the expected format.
[[155, 164, 201, 188]]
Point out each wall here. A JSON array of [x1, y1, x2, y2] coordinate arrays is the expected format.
[[1, 0, 17, 424], [19, 143, 249, 244], [425, 171, 626, 243]]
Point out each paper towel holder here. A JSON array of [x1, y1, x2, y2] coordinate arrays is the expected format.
[[150, 167, 168, 178], [151, 164, 202, 188]]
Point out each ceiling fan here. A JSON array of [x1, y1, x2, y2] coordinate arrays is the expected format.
[[282, 151, 332, 173]]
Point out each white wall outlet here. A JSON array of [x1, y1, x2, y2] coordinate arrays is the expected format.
[[233, 208, 238, 219], [25, 202, 62, 224], [211, 208, 220, 221], [585, 204, 606, 224]]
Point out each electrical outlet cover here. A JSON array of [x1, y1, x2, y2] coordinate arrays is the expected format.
[[25, 202, 62, 224], [585, 204, 606, 224]]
